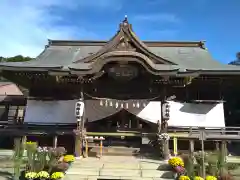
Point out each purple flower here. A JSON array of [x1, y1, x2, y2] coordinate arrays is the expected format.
[[173, 166, 185, 174]]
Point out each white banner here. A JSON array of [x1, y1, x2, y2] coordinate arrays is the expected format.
[[167, 101, 225, 128], [24, 100, 77, 124]]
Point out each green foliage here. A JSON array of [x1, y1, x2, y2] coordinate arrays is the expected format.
[[25, 142, 38, 171], [181, 154, 195, 178], [37, 150, 48, 171], [13, 137, 25, 180], [47, 147, 66, 173], [0, 55, 32, 62], [206, 152, 219, 176], [226, 163, 239, 171], [194, 151, 208, 177]]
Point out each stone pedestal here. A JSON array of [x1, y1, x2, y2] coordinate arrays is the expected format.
[[75, 135, 82, 157], [163, 140, 170, 160]]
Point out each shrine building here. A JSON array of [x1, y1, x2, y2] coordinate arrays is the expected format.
[[1, 17, 240, 156]]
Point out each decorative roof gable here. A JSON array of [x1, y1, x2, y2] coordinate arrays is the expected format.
[[74, 16, 175, 65]]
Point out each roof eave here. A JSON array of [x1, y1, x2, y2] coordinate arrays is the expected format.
[[187, 69, 240, 75], [0, 66, 63, 72]]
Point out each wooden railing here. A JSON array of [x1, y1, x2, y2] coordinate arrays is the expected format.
[[167, 126, 240, 140], [0, 122, 240, 140]]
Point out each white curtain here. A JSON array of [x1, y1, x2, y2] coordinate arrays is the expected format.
[[167, 101, 225, 128], [24, 99, 225, 128], [133, 101, 161, 124]]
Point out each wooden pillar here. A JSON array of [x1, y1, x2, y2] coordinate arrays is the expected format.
[[74, 134, 81, 157], [161, 100, 170, 160], [161, 120, 169, 160], [215, 141, 220, 151], [74, 88, 85, 157], [189, 140, 194, 156], [53, 135, 58, 148], [85, 139, 88, 157], [188, 139, 195, 178], [100, 140, 103, 158], [220, 141, 227, 176]]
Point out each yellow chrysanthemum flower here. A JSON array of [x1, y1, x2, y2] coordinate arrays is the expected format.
[[168, 157, 184, 167], [25, 172, 37, 179], [178, 175, 190, 180], [63, 155, 75, 163], [51, 172, 64, 179], [194, 176, 204, 180], [36, 171, 49, 179], [205, 176, 217, 180], [25, 141, 37, 145]]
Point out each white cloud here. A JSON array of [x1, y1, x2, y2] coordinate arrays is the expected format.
[[133, 13, 181, 23], [0, 0, 121, 57]]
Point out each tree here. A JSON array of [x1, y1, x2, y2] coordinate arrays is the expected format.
[[1, 55, 32, 62], [0, 55, 33, 82], [229, 52, 240, 65]]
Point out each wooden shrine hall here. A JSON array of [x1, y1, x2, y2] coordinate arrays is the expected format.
[[1, 17, 240, 157]]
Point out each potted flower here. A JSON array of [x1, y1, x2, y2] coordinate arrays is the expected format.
[[206, 175, 217, 180], [51, 172, 64, 180], [168, 157, 184, 167], [36, 171, 50, 180], [63, 155, 75, 166], [193, 176, 204, 180], [168, 157, 184, 178], [178, 175, 190, 180], [173, 166, 185, 178], [25, 172, 37, 180]]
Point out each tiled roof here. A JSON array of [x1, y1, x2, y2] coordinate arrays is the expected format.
[[1, 18, 240, 74]]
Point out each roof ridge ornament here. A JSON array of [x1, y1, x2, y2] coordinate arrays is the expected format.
[[120, 15, 131, 30]]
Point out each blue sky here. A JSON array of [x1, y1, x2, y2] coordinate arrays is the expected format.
[[0, 0, 239, 64]]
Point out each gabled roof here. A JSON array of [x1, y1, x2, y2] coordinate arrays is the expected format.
[[1, 17, 240, 75]]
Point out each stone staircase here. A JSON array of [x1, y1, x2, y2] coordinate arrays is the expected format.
[[65, 156, 175, 180], [88, 146, 140, 157], [88, 145, 159, 158]]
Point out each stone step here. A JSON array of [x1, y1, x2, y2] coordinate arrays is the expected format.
[[89, 147, 141, 156], [140, 162, 171, 171], [99, 168, 141, 177], [65, 174, 174, 180], [66, 168, 99, 176], [66, 156, 174, 179], [141, 170, 173, 179], [103, 163, 139, 169]]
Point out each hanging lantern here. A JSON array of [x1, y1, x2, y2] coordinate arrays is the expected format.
[[133, 103, 135, 108], [100, 100, 103, 106], [105, 100, 108, 107], [162, 101, 170, 120], [116, 102, 119, 108], [126, 103, 129, 109], [143, 103, 147, 107]]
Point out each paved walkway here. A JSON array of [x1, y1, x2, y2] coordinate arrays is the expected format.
[[65, 156, 174, 180]]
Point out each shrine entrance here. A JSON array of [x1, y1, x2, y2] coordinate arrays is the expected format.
[[86, 110, 158, 157]]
